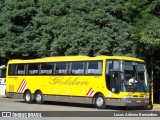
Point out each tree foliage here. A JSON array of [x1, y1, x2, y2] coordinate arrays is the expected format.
[[124, 0, 160, 102], [140, 17, 160, 48], [124, 0, 160, 47], [0, 0, 133, 61]]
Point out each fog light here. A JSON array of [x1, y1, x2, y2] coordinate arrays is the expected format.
[[123, 95, 131, 98]]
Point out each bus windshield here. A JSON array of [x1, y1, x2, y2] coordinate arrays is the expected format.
[[122, 61, 149, 92]]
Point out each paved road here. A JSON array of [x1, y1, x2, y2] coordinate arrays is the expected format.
[[0, 96, 159, 120]]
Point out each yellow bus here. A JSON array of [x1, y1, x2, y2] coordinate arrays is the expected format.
[[6, 56, 151, 109]]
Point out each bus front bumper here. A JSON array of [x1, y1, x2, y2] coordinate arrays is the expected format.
[[105, 98, 150, 106]]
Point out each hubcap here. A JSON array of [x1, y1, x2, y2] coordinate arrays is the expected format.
[[26, 93, 31, 102], [96, 97, 104, 107], [36, 94, 41, 102]]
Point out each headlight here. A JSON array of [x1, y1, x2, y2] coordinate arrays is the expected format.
[[145, 96, 149, 98]]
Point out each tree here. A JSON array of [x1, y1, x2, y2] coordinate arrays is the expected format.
[[140, 17, 160, 47], [0, 0, 133, 60], [45, 0, 133, 56], [0, 0, 38, 59], [124, 0, 160, 103]]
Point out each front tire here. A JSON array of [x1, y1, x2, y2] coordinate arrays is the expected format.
[[35, 91, 44, 104], [94, 94, 106, 109], [24, 91, 33, 103]]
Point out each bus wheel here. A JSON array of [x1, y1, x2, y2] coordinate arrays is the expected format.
[[24, 91, 33, 103], [94, 94, 106, 109], [35, 91, 44, 104]]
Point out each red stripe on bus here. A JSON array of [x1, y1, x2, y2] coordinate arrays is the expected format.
[[19, 80, 27, 92], [20, 82, 27, 92], [17, 79, 25, 92], [86, 88, 92, 96], [18, 80, 25, 92], [89, 90, 94, 96]]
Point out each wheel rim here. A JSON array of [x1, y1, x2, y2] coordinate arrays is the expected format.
[[26, 93, 31, 102], [36, 94, 41, 102], [96, 97, 104, 107]]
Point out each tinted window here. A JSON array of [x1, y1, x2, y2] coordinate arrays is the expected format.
[[17, 64, 25, 75], [55, 63, 67, 74], [40, 63, 53, 74], [70, 62, 84, 75], [106, 60, 120, 74], [85, 61, 102, 75], [28, 64, 39, 75], [106, 60, 120, 91], [8, 64, 17, 75], [0, 68, 6, 77]]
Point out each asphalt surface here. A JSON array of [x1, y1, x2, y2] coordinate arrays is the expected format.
[[0, 96, 160, 120]]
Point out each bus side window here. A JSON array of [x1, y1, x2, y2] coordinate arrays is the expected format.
[[55, 63, 67, 74], [0, 68, 6, 78], [4, 68, 6, 78], [17, 64, 26, 75], [28, 64, 39, 75], [85, 61, 102, 75], [8, 64, 17, 75], [69, 62, 84, 75], [40, 63, 53, 74]]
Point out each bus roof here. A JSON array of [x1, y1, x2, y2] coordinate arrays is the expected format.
[[8, 55, 144, 64]]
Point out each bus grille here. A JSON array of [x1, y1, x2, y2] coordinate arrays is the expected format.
[[132, 95, 138, 98], [132, 95, 145, 98], [139, 95, 144, 98]]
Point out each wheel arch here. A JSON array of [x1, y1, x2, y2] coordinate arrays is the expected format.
[[34, 89, 42, 95], [92, 92, 105, 104], [23, 89, 31, 99]]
